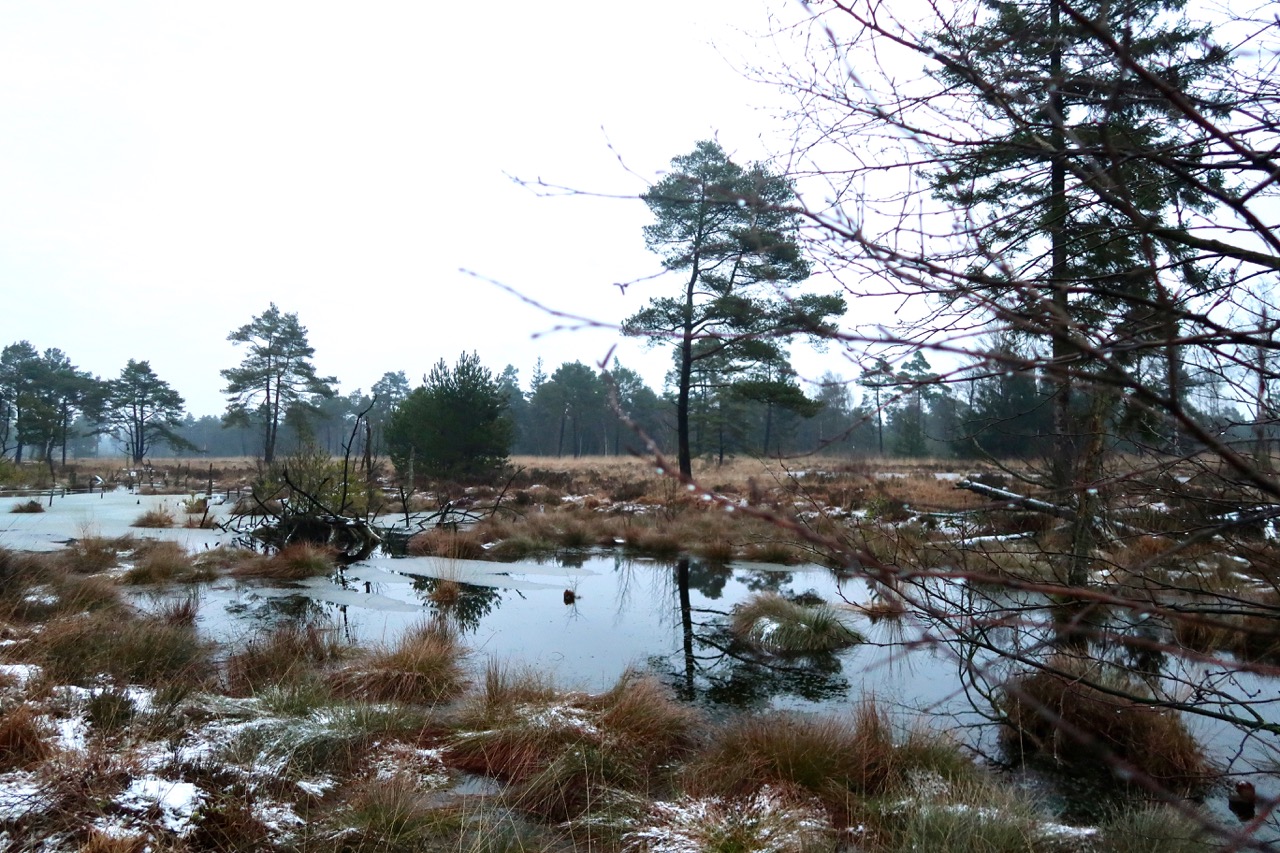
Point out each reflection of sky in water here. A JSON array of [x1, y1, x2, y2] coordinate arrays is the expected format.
[[134, 551, 1280, 834]]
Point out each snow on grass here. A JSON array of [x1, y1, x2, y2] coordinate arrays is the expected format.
[[0, 663, 40, 687], [623, 786, 832, 853], [518, 701, 602, 738], [0, 771, 47, 820], [117, 776, 204, 834], [368, 742, 449, 790]]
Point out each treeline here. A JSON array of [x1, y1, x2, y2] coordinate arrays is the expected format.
[[2, 332, 1249, 468]]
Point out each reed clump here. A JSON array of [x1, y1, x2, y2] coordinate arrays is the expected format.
[[998, 656, 1213, 794], [730, 592, 864, 655], [329, 621, 467, 705]]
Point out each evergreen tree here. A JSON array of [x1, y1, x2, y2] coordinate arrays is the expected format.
[[386, 352, 513, 482], [221, 304, 337, 464], [624, 140, 845, 477], [97, 360, 194, 464]]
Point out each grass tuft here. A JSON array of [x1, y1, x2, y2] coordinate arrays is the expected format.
[[1099, 805, 1209, 853], [132, 507, 175, 528], [682, 703, 968, 826], [998, 655, 1213, 794], [29, 609, 211, 687], [226, 620, 347, 696], [330, 621, 467, 705], [731, 592, 864, 655], [231, 542, 336, 581], [9, 499, 44, 513], [0, 703, 53, 770]]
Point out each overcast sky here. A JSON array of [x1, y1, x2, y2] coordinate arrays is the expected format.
[[0, 1, 855, 417]]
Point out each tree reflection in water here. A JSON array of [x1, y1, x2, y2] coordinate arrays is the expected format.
[[657, 557, 852, 709]]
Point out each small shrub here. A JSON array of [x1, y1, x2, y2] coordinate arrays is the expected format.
[[330, 621, 467, 704], [131, 507, 175, 528], [9, 499, 44, 514], [997, 656, 1213, 794], [181, 496, 209, 514], [731, 593, 864, 655], [85, 689, 137, 733]]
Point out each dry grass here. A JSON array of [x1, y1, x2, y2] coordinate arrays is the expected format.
[[682, 703, 971, 827], [27, 609, 211, 687], [225, 620, 347, 696], [449, 667, 701, 822], [0, 704, 53, 770], [230, 542, 336, 581], [131, 507, 175, 528], [407, 528, 487, 560], [60, 535, 131, 574], [330, 621, 467, 705], [122, 540, 213, 585], [9, 499, 44, 513], [998, 655, 1213, 794]]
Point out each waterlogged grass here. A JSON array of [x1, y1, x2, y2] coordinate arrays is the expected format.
[[226, 620, 349, 696], [731, 593, 864, 655], [998, 655, 1213, 795], [132, 507, 176, 528], [329, 621, 468, 705], [232, 542, 337, 581]]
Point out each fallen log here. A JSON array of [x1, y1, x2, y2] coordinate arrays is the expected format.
[[955, 478, 1143, 537]]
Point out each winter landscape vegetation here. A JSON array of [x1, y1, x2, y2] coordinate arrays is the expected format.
[[3, 0, 1280, 850]]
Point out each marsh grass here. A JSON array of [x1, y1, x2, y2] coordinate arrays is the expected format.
[[1099, 805, 1208, 853], [9, 499, 43, 513], [998, 656, 1212, 794], [226, 620, 347, 696], [60, 535, 131, 574], [682, 704, 971, 826], [329, 621, 467, 705], [429, 578, 463, 606], [121, 540, 214, 585], [878, 784, 1046, 853], [29, 609, 210, 687], [0, 703, 53, 770], [131, 507, 175, 528], [222, 702, 431, 781], [231, 542, 336, 581], [623, 785, 834, 853], [731, 593, 864, 655], [331, 773, 453, 852], [408, 528, 487, 560], [450, 668, 700, 823]]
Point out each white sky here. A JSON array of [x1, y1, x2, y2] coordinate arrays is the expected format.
[[0, 0, 856, 417]]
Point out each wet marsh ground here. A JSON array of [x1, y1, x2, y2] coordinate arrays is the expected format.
[[0, 456, 1274, 850]]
